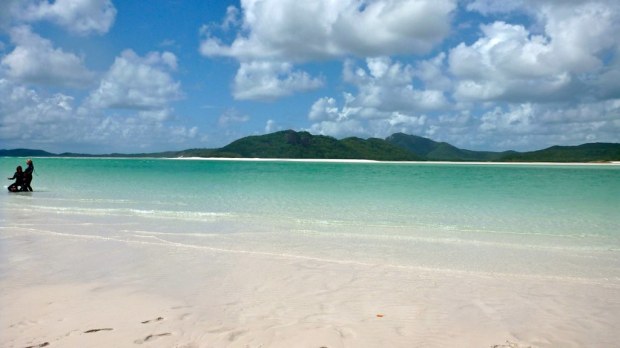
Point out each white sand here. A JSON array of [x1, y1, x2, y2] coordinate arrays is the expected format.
[[173, 157, 620, 166], [1, 206, 619, 348]]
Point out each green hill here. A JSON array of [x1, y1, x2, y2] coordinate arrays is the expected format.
[[213, 130, 347, 158], [500, 143, 620, 162], [3, 132, 619, 162], [206, 130, 422, 161], [0, 149, 55, 157], [0, 148, 182, 158], [385, 133, 511, 161], [340, 137, 422, 161]]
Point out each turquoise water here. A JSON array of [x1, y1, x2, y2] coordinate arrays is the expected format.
[[2, 158, 620, 281]]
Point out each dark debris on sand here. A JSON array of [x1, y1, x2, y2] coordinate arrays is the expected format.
[[84, 328, 113, 333], [24, 343, 49, 348]]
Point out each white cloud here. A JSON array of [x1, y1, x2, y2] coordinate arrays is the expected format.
[[343, 57, 449, 113], [19, 0, 117, 35], [200, 0, 456, 101], [265, 119, 278, 133], [233, 61, 323, 100], [309, 118, 366, 139], [540, 2, 618, 73], [88, 49, 182, 111], [451, 1, 620, 102], [76, 114, 200, 151], [1, 26, 95, 88], [307, 57, 450, 139], [450, 21, 570, 101], [200, 0, 456, 61], [218, 108, 250, 127], [309, 94, 361, 122], [309, 97, 342, 122], [307, 50, 620, 151], [472, 101, 620, 149], [479, 104, 535, 133], [0, 78, 75, 143], [0, 78, 199, 152], [415, 53, 452, 91], [416, 100, 620, 151], [308, 94, 431, 140]]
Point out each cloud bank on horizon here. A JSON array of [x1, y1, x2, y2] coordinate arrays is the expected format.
[[1, 0, 619, 153]]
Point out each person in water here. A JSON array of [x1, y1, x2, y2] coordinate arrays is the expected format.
[[23, 159, 34, 191], [7, 166, 24, 192]]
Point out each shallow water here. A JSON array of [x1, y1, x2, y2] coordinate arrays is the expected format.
[[2, 158, 619, 282]]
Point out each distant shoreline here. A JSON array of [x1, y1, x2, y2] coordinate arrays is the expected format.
[[174, 157, 620, 166], [3, 155, 620, 166]]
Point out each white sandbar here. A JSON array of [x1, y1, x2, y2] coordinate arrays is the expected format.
[[2, 211, 619, 348], [174, 156, 620, 166]]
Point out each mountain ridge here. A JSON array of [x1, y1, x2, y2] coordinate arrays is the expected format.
[[2, 130, 619, 162]]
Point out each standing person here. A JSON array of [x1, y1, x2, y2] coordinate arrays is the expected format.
[[23, 159, 34, 191], [7, 166, 24, 192]]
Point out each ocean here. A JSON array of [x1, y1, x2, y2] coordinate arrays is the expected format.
[[2, 157, 619, 284]]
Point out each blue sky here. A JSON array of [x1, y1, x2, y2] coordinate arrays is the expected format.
[[1, 0, 619, 153]]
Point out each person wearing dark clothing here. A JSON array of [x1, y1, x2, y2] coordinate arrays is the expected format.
[[8, 166, 24, 192], [23, 159, 34, 191]]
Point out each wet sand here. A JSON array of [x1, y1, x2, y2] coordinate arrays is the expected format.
[[2, 220, 619, 348]]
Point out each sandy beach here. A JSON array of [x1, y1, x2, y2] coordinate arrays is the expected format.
[[2, 218, 619, 348], [2, 158, 619, 347]]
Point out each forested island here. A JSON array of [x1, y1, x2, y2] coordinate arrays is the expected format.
[[2, 130, 620, 162]]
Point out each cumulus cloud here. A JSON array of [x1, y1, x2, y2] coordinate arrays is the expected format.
[[88, 49, 182, 112], [18, 0, 117, 35], [474, 101, 620, 149], [308, 96, 430, 140], [306, 38, 620, 150], [0, 78, 199, 152], [200, 0, 456, 61], [308, 97, 620, 151], [199, 0, 456, 101], [415, 53, 452, 91], [450, 21, 571, 102], [307, 56, 450, 139], [233, 61, 323, 100], [344, 57, 449, 112], [0, 78, 75, 143], [451, 1, 620, 102], [1, 26, 95, 88], [309, 94, 360, 122]]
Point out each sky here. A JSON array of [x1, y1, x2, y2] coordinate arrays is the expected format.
[[1, 0, 619, 154]]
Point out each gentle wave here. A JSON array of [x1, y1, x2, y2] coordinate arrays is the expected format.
[[6, 204, 232, 221], [288, 217, 614, 242], [288, 229, 619, 253], [8, 196, 190, 207], [8, 226, 620, 288], [137, 224, 619, 254]]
